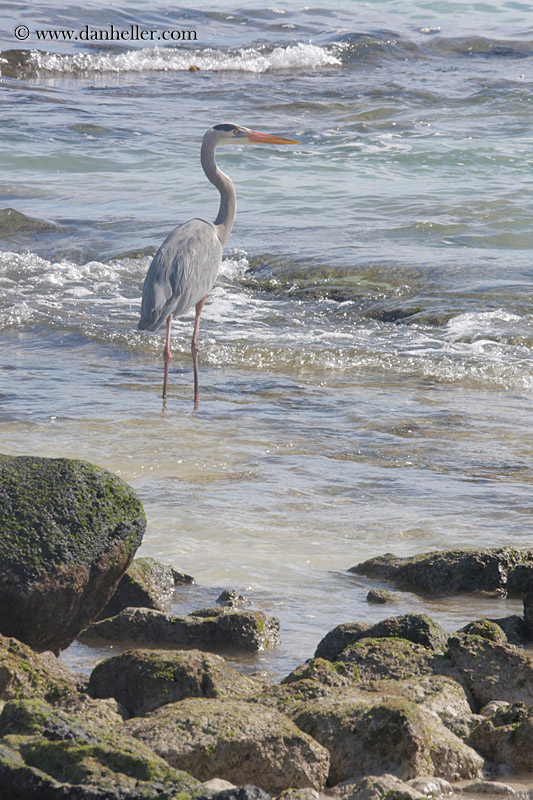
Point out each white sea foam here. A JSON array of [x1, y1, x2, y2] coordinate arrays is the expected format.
[[28, 42, 341, 74]]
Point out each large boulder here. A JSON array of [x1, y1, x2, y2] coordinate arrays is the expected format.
[[81, 606, 280, 653], [290, 689, 483, 784], [350, 547, 533, 597], [0, 697, 202, 800], [125, 698, 329, 793], [87, 648, 261, 716], [0, 455, 146, 653]]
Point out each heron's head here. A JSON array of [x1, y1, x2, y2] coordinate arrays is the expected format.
[[209, 123, 299, 146]]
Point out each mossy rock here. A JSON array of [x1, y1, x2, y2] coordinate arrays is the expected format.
[[0, 698, 202, 799], [99, 557, 193, 619], [0, 634, 80, 706], [87, 648, 261, 716], [125, 697, 329, 794], [0, 455, 146, 653], [351, 547, 533, 597]]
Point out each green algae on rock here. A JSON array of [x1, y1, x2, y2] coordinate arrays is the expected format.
[[0, 454, 146, 653], [81, 606, 280, 653], [99, 557, 194, 619], [124, 697, 329, 794], [87, 648, 261, 717], [0, 697, 203, 800]]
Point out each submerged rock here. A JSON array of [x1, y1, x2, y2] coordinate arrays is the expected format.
[[350, 547, 533, 597], [99, 556, 193, 619], [81, 606, 280, 653], [0, 455, 146, 653], [366, 589, 396, 605], [87, 648, 261, 717], [125, 698, 330, 793], [0, 697, 203, 800]]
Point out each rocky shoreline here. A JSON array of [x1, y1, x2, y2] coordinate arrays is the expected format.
[[2, 455, 533, 799]]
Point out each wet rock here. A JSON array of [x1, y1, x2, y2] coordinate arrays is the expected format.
[[81, 606, 280, 653], [523, 577, 533, 640], [217, 589, 248, 607], [469, 703, 533, 772], [341, 774, 425, 800], [350, 547, 533, 597], [406, 776, 453, 796], [290, 688, 483, 784], [0, 454, 146, 653], [0, 697, 203, 799], [87, 648, 261, 716], [448, 633, 533, 707], [99, 557, 193, 619], [314, 614, 448, 662], [460, 780, 517, 795], [314, 622, 370, 661], [125, 698, 329, 793], [0, 207, 60, 237], [366, 589, 396, 604]]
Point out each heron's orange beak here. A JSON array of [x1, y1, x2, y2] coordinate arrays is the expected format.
[[248, 131, 299, 144]]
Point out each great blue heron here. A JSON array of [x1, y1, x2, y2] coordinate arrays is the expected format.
[[138, 123, 299, 405]]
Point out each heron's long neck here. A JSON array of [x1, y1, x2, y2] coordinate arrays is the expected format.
[[201, 137, 236, 246]]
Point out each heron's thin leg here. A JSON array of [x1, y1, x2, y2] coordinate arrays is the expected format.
[[162, 313, 173, 399], [192, 296, 207, 407]]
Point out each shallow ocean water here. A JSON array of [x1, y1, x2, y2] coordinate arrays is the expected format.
[[0, 0, 532, 693]]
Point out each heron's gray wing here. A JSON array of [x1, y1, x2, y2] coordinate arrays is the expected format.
[[138, 219, 223, 331]]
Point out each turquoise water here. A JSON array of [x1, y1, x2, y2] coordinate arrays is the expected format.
[[0, 0, 532, 678]]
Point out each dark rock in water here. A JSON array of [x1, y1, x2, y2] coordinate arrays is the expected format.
[[351, 547, 533, 597], [314, 622, 370, 661], [81, 606, 280, 653], [0, 207, 62, 237], [0, 455, 146, 653], [523, 577, 533, 639], [0, 697, 203, 800], [366, 589, 395, 604], [87, 648, 261, 717], [314, 614, 448, 661], [99, 556, 193, 618], [290, 689, 482, 784], [217, 589, 248, 607], [469, 702, 533, 772], [448, 632, 533, 708], [125, 697, 329, 793]]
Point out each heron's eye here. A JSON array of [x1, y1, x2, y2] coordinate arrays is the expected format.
[[233, 129, 240, 135]]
